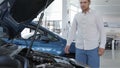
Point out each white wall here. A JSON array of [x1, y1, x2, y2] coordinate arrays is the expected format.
[[34, 0, 62, 21], [45, 0, 62, 20]]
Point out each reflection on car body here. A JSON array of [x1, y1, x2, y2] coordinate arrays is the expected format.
[[2, 22, 76, 56]]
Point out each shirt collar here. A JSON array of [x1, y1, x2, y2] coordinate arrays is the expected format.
[[82, 8, 92, 14]]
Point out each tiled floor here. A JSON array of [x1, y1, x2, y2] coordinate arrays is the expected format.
[[100, 50, 120, 68]]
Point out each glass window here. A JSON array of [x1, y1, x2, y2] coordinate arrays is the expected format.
[[21, 26, 58, 42], [21, 27, 43, 39], [47, 32, 58, 41]]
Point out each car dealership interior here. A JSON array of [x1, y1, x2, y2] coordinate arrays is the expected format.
[[0, 0, 120, 68]]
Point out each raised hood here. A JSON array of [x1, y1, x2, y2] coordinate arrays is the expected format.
[[0, 0, 54, 39], [11, 0, 54, 22]]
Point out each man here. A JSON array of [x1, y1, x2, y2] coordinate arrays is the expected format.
[[64, 0, 106, 68]]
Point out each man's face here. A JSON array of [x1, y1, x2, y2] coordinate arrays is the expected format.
[[80, 0, 90, 11]]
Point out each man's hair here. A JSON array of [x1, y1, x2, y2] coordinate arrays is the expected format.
[[80, 0, 91, 3], [88, 0, 91, 3]]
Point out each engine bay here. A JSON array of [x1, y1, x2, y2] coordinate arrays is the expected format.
[[0, 43, 88, 68], [17, 48, 74, 68]]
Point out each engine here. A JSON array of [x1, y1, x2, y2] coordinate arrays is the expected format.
[[0, 44, 88, 68], [17, 48, 75, 68]]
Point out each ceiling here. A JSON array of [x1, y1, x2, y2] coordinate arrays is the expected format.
[[70, 0, 120, 27], [91, 0, 120, 16]]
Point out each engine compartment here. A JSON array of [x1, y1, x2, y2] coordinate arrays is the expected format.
[[17, 48, 75, 68], [0, 39, 88, 68]]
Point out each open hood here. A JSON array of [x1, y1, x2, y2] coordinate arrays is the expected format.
[[0, 0, 54, 39], [10, 0, 54, 23]]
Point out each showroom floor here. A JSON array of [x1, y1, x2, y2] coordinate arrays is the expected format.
[[100, 47, 120, 68]]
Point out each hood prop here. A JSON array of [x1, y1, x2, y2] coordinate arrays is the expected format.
[[26, 0, 51, 57]]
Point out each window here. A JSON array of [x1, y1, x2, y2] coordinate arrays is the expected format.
[[21, 26, 58, 42]]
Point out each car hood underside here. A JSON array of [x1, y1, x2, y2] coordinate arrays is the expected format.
[[0, 0, 54, 39]]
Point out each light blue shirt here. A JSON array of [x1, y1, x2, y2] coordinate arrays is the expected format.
[[67, 9, 106, 50]]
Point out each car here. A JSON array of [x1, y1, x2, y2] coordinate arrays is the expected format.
[[0, 0, 76, 57], [0, 0, 90, 68], [105, 37, 118, 50], [2, 22, 76, 56]]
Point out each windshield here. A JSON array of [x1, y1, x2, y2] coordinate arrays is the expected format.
[[21, 26, 59, 42]]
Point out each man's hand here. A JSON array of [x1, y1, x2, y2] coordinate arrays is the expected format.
[[64, 45, 70, 54], [98, 48, 105, 56]]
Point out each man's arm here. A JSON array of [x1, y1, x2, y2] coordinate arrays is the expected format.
[[97, 14, 106, 56], [64, 15, 77, 54], [98, 15, 106, 49]]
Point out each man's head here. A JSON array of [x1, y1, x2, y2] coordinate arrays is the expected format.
[[80, 0, 91, 12]]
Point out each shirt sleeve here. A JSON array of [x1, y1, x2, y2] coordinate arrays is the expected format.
[[97, 14, 106, 49], [66, 15, 77, 46]]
